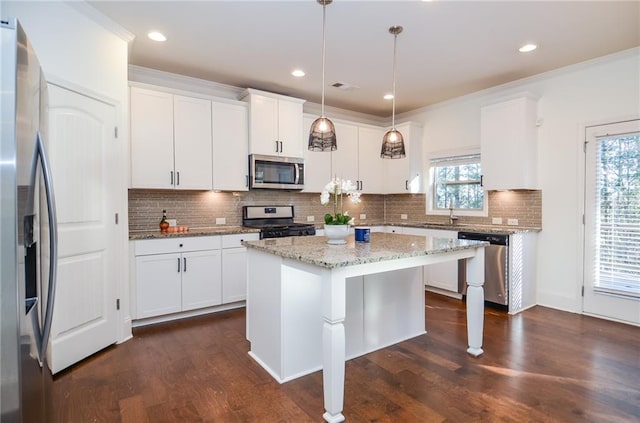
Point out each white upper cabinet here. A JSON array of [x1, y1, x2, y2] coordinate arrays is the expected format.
[[173, 95, 213, 189], [130, 87, 213, 190], [212, 102, 249, 191], [357, 126, 385, 194], [241, 88, 305, 157], [480, 95, 539, 190], [331, 121, 359, 184], [330, 121, 385, 194], [130, 87, 174, 189], [383, 122, 424, 194], [302, 114, 332, 193]]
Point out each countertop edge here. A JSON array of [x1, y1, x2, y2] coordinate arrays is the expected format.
[[129, 226, 260, 240], [243, 233, 489, 269]]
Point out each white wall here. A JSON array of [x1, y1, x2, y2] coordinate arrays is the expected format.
[[3, 1, 132, 340], [399, 48, 640, 313]]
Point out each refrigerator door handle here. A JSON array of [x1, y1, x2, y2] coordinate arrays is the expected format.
[[35, 131, 58, 363]]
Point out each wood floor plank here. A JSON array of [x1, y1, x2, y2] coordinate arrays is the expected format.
[[119, 395, 149, 423], [50, 293, 640, 423]]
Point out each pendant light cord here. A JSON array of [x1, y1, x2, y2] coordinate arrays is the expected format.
[[391, 31, 397, 130], [321, 1, 327, 118]]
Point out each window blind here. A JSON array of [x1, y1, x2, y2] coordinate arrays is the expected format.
[[594, 133, 640, 297]]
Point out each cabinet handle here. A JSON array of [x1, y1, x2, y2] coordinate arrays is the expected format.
[[183, 257, 187, 272], [480, 174, 484, 187], [170, 171, 174, 186], [275, 140, 279, 153], [177, 171, 180, 186], [245, 175, 249, 187], [279, 141, 283, 153], [405, 180, 408, 190], [177, 257, 181, 273]]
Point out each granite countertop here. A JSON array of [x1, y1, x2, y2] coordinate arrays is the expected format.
[[129, 226, 260, 240], [243, 232, 488, 269], [385, 222, 542, 234]]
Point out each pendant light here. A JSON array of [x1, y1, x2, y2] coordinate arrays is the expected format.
[[308, 0, 337, 152], [381, 25, 406, 159]]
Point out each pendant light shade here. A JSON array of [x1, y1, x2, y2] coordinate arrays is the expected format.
[[308, 0, 337, 152], [381, 25, 406, 159]]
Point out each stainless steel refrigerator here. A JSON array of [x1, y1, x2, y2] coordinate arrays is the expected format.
[[1, 18, 58, 423]]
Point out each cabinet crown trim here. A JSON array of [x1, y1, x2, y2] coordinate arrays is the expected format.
[[240, 88, 306, 104]]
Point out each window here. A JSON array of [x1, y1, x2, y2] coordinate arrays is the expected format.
[[592, 132, 640, 296], [429, 153, 484, 213]]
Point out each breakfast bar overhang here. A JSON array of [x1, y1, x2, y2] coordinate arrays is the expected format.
[[244, 232, 487, 423]]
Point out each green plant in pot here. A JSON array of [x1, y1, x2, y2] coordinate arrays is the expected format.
[[321, 177, 361, 225]]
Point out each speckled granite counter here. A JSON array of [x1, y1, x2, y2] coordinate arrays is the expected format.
[[383, 222, 541, 234], [243, 232, 487, 269], [129, 226, 259, 240]]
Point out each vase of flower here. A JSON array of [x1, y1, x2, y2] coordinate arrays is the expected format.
[[324, 224, 350, 245], [321, 177, 361, 245]]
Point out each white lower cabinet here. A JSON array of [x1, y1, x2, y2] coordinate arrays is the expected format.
[[221, 233, 260, 303], [133, 233, 259, 322], [135, 252, 183, 318], [181, 249, 222, 311]]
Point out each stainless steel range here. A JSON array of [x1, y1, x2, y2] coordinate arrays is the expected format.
[[242, 205, 316, 239]]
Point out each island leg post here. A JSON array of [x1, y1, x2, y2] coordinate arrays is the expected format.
[[465, 247, 485, 356], [322, 270, 347, 423]]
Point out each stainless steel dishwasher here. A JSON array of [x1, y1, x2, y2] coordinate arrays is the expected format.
[[457, 232, 509, 308]]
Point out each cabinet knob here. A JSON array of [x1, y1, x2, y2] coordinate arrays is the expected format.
[[179, 243, 183, 247]]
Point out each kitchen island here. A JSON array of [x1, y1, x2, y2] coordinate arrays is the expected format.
[[244, 232, 487, 423]]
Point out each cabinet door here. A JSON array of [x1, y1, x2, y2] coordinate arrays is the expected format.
[[222, 247, 248, 303], [181, 249, 222, 311], [248, 94, 279, 155], [357, 126, 385, 193], [135, 253, 182, 318], [130, 87, 174, 189], [173, 95, 213, 190], [213, 102, 249, 191], [277, 99, 304, 157], [480, 96, 538, 190], [331, 121, 359, 184], [302, 115, 332, 192], [384, 122, 423, 194]]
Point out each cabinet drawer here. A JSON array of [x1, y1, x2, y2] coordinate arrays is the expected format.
[[222, 233, 260, 248], [135, 236, 221, 256]]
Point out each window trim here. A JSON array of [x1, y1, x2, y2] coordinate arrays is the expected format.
[[426, 148, 488, 217]]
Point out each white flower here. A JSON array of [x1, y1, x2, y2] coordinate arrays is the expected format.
[[321, 177, 362, 224]]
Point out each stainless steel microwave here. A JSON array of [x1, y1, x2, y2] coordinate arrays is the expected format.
[[249, 154, 305, 190]]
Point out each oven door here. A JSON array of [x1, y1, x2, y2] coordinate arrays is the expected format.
[[249, 154, 304, 190]]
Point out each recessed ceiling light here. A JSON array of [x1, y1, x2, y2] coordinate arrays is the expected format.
[[291, 69, 305, 77], [384, 94, 394, 100], [519, 43, 537, 53], [147, 31, 167, 42]]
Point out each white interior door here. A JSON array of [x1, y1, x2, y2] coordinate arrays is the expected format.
[[583, 119, 640, 325], [46, 84, 118, 373]]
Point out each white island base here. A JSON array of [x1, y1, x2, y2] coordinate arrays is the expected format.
[[245, 234, 486, 423]]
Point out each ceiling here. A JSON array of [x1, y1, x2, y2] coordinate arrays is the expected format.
[[88, 1, 640, 117]]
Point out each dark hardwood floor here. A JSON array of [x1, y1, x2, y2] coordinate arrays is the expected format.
[[50, 294, 639, 422]]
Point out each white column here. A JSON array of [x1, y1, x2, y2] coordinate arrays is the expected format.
[[465, 247, 485, 356], [321, 269, 347, 423]]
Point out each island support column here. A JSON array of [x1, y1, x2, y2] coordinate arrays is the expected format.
[[465, 247, 485, 356], [321, 268, 347, 423]]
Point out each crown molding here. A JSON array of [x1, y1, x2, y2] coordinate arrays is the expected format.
[[66, 1, 135, 43], [128, 65, 244, 100]]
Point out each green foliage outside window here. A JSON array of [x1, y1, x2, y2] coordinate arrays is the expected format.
[[432, 158, 484, 210]]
